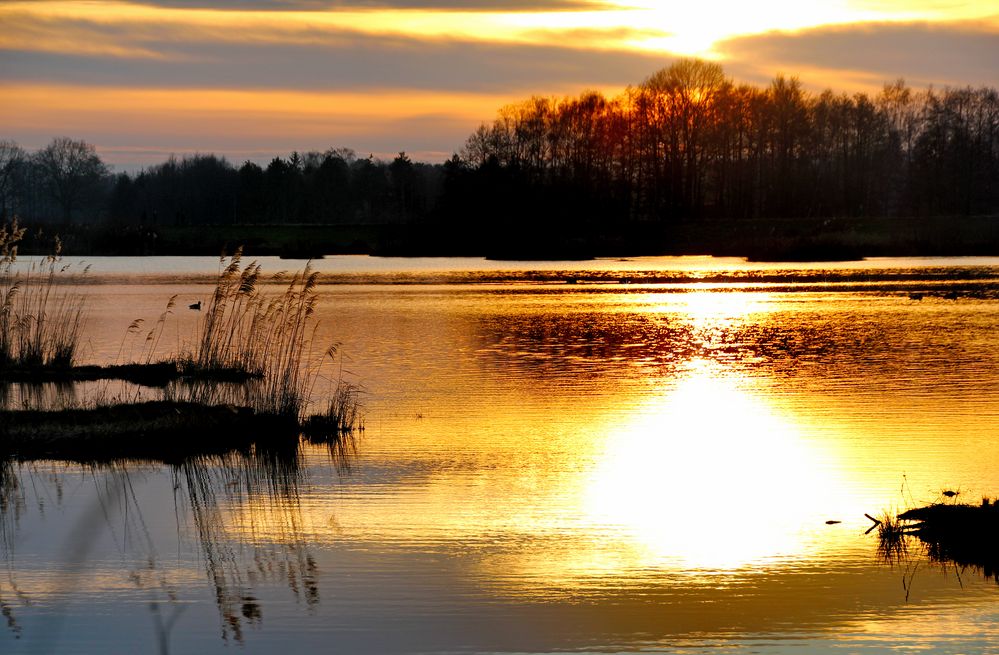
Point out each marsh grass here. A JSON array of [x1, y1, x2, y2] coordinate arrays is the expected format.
[[876, 511, 910, 564], [163, 250, 364, 436], [177, 249, 323, 420], [302, 378, 364, 436], [896, 501, 999, 582], [0, 220, 87, 371], [873, 497, 999, 589], [0, 245, 364, 459]]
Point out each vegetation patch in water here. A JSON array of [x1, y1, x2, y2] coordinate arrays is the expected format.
[[0, 241, 363, 458], [898, 501, 999, 580], [876, 499, 999, 583]]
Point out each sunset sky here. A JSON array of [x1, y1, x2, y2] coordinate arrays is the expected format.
[[2, 0, 997, 169]]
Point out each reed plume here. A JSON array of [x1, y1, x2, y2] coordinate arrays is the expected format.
[[187, 251, 325, 421]]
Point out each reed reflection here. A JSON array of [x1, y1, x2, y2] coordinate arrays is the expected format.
[[0, 429, 356, 645], [0, 381, 78, 411], [176, 446, 315, 642]]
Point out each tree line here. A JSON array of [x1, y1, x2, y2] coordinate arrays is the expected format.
[[0, 141, 441, 227], [460, 59, 999, 229], [2, 60, 997, 241]]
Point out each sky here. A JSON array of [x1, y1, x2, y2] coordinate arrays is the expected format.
[[1, 0, 998, 169]]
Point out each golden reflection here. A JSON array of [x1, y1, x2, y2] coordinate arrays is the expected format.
[[583, 363, 847, 571], [674, 288, 765, 322]]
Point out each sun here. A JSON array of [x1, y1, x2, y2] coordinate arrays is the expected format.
[[602, 0, 885, 56]]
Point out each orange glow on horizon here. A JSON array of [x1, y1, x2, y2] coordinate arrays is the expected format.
[[0, 83, 523, 156], [3, 0, 998, 164]]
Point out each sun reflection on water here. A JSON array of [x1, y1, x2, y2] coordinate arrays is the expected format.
[[582, 361, 849, 572]]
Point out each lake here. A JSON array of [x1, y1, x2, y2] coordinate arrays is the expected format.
[[2, 255, 999, 654]]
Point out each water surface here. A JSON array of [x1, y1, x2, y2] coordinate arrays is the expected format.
[[2, 256, 999, 653]]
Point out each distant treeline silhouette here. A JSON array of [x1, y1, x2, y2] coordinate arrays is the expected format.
[[0, 141, 438, 228], [1, 60, 997, 248], [459, 60, 999, 225]]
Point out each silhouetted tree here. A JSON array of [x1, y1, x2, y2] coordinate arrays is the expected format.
[[350, 156, 390, 223], [237, 161, 266, 223], [34, 137, 109, 223], [311, 150, 353, 223], [460, 59, 999, 225]]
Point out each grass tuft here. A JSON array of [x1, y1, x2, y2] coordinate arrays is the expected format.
[[302, 378, 364, 436], [876, 511, 910, 564]]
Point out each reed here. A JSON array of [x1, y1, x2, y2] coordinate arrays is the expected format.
[[183, 250, 324, 421], [876, 511, 910, 564], [0, 220, 87, 371], [302, 377, 364, 436], [0, 246, 365, 451]]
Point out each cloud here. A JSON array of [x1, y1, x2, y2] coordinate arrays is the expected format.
[[718, 21, 999, 90], [0, 0, 671, 166], [0, 1, 656, 56], [0, 29, 667, 95], [131, 0, 612, 9], [7, 1, 997, 168]]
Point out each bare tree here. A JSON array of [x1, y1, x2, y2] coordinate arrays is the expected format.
[[0, 140, 25, 220], [34, 137, 109, 222]]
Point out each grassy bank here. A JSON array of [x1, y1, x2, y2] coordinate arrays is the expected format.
[[0, 396, 361, 462], [0, 361, 260, 386]]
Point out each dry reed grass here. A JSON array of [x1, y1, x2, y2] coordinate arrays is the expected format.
[[302, 377, 364, 435], [179, 249, 336, 422], [0, 220, 87, 371], [0, 241, 363, 445]]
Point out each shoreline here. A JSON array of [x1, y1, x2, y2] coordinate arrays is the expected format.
[[12, 215, 999, 262]]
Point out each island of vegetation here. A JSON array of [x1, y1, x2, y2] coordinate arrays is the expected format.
[[0, 227, 361, 461], [876, 496, 999, 583], [1, 60, 997, 261]]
